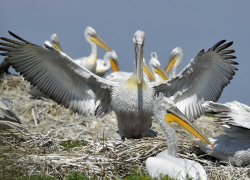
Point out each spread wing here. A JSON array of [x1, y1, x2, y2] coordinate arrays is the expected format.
[[203, 101, 250, 129], [151, 40, 238, 121], [0, 31, 119, 117]]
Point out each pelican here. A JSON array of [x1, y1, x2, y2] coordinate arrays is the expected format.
[[193, 101, 250, 167], [0, 30, 237, 140], [146, 95, 207, 180], [164, 47, 183, 78], [0, 98, 24, 130], [95, 51, 119, 77], [74, 26, 112, 73], [45, 31, 117, 77], [105, 58, 155, 83], [149, 52, 168, 82]]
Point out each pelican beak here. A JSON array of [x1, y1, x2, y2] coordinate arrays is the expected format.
[[143, 60, 155, 81], [165, 106, 213, 146], [154, 65, 168, 81], [164, 54, 177, 74], [52, 42, 64, 52], [89, 34, 112, 52], [109, 58, 119, 72], [135, 43, 143, 85]]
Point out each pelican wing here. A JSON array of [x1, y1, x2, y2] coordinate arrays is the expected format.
[[0, 98, 21, 123], [0, 32, 118, 117], [151, 40, 238, 121], [203, 101, 250, 129]]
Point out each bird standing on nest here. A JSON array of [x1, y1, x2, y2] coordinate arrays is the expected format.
[[0, 30, 237, 141]]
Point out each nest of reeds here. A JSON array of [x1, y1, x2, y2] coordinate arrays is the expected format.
[[0, 74, 249, 180]]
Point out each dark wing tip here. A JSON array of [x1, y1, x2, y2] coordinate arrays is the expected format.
[[210, 40, 227, 51], [8, 31, 29, 43]]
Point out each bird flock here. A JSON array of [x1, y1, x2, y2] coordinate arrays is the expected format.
[[0, 26, 248, 179]]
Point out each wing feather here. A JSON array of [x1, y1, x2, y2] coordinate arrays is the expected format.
[[0, 31, 118, 117], [151, 40, 237, 121]]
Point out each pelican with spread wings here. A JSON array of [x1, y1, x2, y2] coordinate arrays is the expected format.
[[0, 30, 237, 141]]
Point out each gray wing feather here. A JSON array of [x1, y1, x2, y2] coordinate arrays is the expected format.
[[0, 98, 25, 130], [0, 31, 118, 117], [195, 101, 250, 167], [151, 40, 237, 121], [203, 101, 250, 129]]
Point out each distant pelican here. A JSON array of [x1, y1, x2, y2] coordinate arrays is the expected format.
[[146, 95, 207, 180], [194, 101, 250, 167], [164, 47, 183, 78], [149, 52, 168, 82], [45, 30, 117, 77], [106, 58, 155, 83], [49, 33, 64, 52], [0, 98, 24, 130], [0, 30, 237, 140], [95, 51, 119, 77], [74, 26, 112, 73]]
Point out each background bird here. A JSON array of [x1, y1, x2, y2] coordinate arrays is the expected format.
[[149, 52, 168, 82], [193, 101, 250, 167], [164, 47, 183, 79], [105, 58, 155, 83]]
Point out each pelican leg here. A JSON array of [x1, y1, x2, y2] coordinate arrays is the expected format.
[[121, 136, 125, 141]]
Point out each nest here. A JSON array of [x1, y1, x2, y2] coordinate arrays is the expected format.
[[0, 74, 250, 180]]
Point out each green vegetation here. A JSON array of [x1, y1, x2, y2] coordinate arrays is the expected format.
[[204, 112, 217, 118], [59, 139, 87, 149]]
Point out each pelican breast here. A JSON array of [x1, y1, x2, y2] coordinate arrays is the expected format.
[[111, 75, 155, 138]]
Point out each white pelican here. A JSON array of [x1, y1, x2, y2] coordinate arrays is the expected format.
[[194, 101, 250, 167], [0, 30, 237, 140], [149, 52, 168, 82], [164, 47, 183, 78], [146, 95, 207, 180], [105, 58, 155, 83], [45, 31, 117, 77], [74, 26, 112, 73], [95, 51, 119, 77], [0, 98, 24, 130]]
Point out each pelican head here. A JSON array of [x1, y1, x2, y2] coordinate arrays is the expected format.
[[133, 30, 145, 85], [108, 51, 119, 72], [50, 33, 64, 52], [164, 47, 183, 75], [84, 26, 112, 52], [154, 95, 213, 146], [150, 52, 168, 81]]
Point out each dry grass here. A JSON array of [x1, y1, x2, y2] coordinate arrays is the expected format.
[[0, 74, 250, 180]]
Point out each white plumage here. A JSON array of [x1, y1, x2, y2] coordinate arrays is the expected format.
[[194, 101, 250, 167], [149, 52, 168, 82], [74, 26, 112, 74], [164, 47, 183, 78], [146, 96, 207, 180]]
